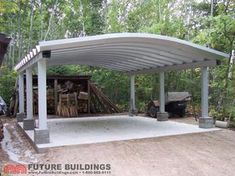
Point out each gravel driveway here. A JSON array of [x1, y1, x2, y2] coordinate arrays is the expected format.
[[0, 117, 235, 176]]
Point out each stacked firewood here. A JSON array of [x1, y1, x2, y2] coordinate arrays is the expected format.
[[56, 93, 79, 117], [78, 92, 88, 113], [58, 81, 81, 94], [47, 89, 55, 114], [56, 81, 121, 116], [10, 79, 121, 118], [56, 81, 84, 117], [0, 120, 3, 142]]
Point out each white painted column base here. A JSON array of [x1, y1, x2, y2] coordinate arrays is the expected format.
[[34, 129, 50, 144], [199, 117, 214, 128], [16, 112, 26, 122], [157, 112, 169, 121], [23, 119, 35, 130]]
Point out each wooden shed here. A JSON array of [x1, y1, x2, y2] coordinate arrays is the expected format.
[[18, 75, 120, 117]]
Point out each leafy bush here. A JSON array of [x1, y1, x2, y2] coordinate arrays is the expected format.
[[0, 66, 17, 105]]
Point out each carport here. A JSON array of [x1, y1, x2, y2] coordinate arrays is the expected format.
[[14, 33, 228, 145]]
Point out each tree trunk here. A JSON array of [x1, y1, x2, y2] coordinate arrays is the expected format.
[[44, 0, 58, 40], [28, 0, 35, 51]]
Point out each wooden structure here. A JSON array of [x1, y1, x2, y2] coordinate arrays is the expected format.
[[32, 75, 91, 115], [12, 75, 120, 117]]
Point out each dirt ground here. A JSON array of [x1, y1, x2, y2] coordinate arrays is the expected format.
[[0, 116, 235, 176]]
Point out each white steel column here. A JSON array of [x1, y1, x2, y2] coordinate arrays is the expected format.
[[23, 67, 34, 130], [199, 66, 213, 128], [159, 72, 165, 113], [26, 67, 33, 119], [130, 75, 136, 112], [157, 72, 168, 121], [37, 58, 47, 130], [18, 73, 25, 113], [201, 66, 209, 117]]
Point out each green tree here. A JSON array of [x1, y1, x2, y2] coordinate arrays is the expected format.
[[0, 67, 17, 105]]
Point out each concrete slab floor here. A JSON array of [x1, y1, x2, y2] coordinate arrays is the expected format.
[[18, 115, 219, 150]]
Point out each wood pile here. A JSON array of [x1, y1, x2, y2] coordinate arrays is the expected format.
[[55, 80, 86, 116], [9, 75, 121, 117], [55, 81, 121, 116], [56, 93, 79, 117], [78, 92, 88, 113]]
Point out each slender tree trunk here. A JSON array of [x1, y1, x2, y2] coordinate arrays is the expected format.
[[228, 50, 234, 79], [8, 30, 13, 68], [158, 0, 161, 22], [79, 0, 86, 36], [12, 38, 15, 68], [39, 0, 44, 40], [28, 0, 34, 51], [17, 1, 22, 60], [44, 0, 58, 40]]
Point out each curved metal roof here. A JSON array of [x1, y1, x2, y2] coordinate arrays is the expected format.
[[15, 33, 229, 74]]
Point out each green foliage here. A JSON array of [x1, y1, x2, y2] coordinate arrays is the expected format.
[[91, 69, 129, 109], [209, 108, 224, 120], [47, 65, 81, 75], [76, 67, 130, 110], [0, 67, 17, 105], [210, 15, 235, 52]]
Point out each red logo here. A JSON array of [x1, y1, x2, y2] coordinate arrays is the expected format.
[[3, 164, 27, 174]]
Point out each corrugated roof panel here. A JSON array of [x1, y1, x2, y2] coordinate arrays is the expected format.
[[14, 33, 229, 73]]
